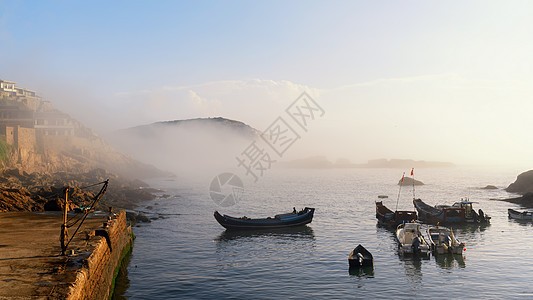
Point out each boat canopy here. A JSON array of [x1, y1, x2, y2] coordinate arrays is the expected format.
[[454, 201, 474, 205], [402, 223, 420, 231]]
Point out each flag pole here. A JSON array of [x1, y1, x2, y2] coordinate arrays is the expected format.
[[396, 172, 405, 212]]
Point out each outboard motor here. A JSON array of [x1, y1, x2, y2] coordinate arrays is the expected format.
[[478, 209, 485, 221], [357, 253, 364, 265], [412, 236, 421, 255], [471, 209, 479, 222], [444, 235, 452, 253]]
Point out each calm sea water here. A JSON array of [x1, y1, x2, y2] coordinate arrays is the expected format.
[[115, 167, 533, 299]]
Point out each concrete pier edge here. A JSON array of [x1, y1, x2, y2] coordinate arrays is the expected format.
[[66, 210, 134, 300], [109, 231, 135, 299]]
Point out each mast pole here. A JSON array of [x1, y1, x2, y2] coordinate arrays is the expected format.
[[60, 187, 69, 256], [396, 172, 405, 212], [411, 168, 415, 199]]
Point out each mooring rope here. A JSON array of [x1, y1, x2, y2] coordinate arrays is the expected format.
[[64, 179, 109, 250]]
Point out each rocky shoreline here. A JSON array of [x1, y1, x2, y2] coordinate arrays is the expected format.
[[498, 193, 533, 208], [0, 168, 170, 225], [492, 170, 533, 208]]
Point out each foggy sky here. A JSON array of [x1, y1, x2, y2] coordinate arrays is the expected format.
[[1, 1, 533, 167]]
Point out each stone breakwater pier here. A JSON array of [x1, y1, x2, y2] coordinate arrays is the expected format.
[[0, 210, 133, 299]]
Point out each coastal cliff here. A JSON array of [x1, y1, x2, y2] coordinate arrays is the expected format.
[[506, 170, 533, 194], [500, 170, 533, 208], [0, 79, 169, 212]]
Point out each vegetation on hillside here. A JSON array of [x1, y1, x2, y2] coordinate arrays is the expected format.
[[0, 138, 10, 162]]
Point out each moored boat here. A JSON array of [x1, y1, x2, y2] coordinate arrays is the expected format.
[[508, 208, 533, 221], [413, 198, 490, 224], [376, 201, 417, 227], [426, 226, 464, 255], [348, 244, 373, 268], [214, 207, 315, 230], [396, 222, 430, 256]]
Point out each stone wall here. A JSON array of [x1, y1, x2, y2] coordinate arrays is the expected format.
[[67, 210, 134, 300], [3, 126, 14, 145], [14, 126, 36, 162]]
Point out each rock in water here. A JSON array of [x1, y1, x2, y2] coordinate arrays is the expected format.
[[398, 177, 424, 186], [506, 170, 533, 194], [482, 185, 498, 190], [499, 192, 533, 209]]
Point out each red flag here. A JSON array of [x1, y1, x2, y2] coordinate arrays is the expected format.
[[411, 169, 414, 176], [401, 175, 404, 183]]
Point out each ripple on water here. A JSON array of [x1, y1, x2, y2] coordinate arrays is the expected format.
[[118, 167, 533, 299]]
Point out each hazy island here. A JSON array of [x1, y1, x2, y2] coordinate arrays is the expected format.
[[279, 156, 454, 169], [106, 116, 261, 174]]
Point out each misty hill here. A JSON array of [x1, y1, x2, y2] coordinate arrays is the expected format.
[[107, 117, 260, 173], [121, 117, 260, 139], [280, 157, 454, 169]]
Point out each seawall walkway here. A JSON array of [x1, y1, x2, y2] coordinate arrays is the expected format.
[[0, 210, 133, 299]]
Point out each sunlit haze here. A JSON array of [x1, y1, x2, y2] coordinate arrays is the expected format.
[[2, 1, 533, 167]]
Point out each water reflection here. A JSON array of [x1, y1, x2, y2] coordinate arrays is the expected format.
[[375, 221, 397, 232], [452, 223, 491, 247], [348, 266, 374, 278], [375, 223, 398, 242], [508, 217, 533, 227], [399, 255, 425, 283], [454, 222, 491, 233], [434, 254, 466, 269], [111, 249, 132, 300], [214, 225, 315, 243], [213, 226, 316, 270]]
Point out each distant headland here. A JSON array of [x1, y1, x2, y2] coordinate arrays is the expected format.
[[279, 156, 454, 169]]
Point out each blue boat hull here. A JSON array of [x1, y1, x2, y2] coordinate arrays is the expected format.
[[214, 207, 315, 230]]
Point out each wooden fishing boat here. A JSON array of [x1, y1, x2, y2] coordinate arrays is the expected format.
[[508, 208, 533, 221], [396, 222, 430, 256], [376, 201, 417, 227], [413, 199, 490, 224], [348, 244, 373, 268], [426, 226, 465, 255], [214, 207, 315, 230]]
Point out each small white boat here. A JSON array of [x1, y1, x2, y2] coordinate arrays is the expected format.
[[426, 226, 465, 255], [508, 208, 533, 221], [396, 222, 430, 256]]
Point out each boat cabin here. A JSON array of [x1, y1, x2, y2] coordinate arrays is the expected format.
[[429, 228, 451, 244], [453, 201, 475, 219], [401, 223, 421, 243]]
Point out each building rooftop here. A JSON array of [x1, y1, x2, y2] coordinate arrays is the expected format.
[[0, 79, 17, 84]]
